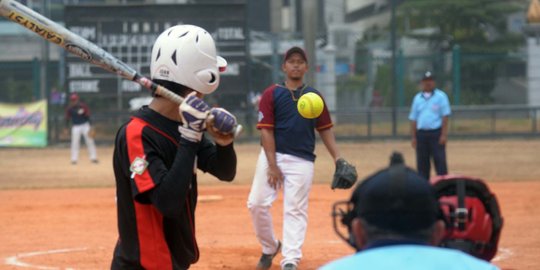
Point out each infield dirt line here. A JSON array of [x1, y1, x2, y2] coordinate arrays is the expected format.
[[4, 247, 89, 270]]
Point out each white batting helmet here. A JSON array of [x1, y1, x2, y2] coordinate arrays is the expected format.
[[150, 25, 227, 95]]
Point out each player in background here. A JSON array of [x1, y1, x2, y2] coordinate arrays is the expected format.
[[111, 25, 238, 270], [409, 71, 451, 180], [247, 46, 354, 270], [64, 93, 98, 164]]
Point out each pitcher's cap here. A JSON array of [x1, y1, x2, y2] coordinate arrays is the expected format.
[[284, 46, 308, 63]]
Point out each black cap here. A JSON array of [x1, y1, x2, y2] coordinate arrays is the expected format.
[[422, 71, 435, 81], [284, 46, 308, 63], [350, 152, 438, 233]]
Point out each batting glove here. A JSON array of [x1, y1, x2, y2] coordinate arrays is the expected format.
[[178, 93, 210, 142], [209, 108, 237, 134]]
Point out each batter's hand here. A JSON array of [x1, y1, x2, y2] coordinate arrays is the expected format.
[[267, 164, 284, 190], [209, 108, 237, 134], [178, 92, 210, 142], [206, 116, 234, 146]]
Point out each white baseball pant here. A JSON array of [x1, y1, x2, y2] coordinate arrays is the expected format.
[[71, 122, 97, 162], [248, 149, 314, 268]]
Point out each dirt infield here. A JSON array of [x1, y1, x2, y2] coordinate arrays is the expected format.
[[1, 139, 540, 269]]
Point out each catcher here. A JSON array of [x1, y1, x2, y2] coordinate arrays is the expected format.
[[323, 152, 499, 270], [247, 46, 357, 270]]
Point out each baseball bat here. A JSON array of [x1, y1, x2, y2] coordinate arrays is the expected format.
[[0, 0, 242, 137]]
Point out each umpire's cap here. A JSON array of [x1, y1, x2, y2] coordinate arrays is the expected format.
[[350, 152, 439, 233]]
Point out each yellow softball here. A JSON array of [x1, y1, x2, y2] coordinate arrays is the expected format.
[[297, 92, 324, 119]]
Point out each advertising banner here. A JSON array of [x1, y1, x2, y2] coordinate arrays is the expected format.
[[0, 100, 47, 147]]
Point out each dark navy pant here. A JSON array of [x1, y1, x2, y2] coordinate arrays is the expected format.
[[416, 128, 448, 180]]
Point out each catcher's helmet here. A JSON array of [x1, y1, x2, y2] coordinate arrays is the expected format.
[[431, 175, 503, 261], [150, 24, 227, 95]]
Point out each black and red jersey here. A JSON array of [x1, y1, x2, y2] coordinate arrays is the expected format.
[[111, 106, 236, 270]]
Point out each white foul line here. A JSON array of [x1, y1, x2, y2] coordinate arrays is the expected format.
[[4, 247, 88, 270]]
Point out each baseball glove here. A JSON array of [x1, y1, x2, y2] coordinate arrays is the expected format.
[[331, 158, 358, 190]]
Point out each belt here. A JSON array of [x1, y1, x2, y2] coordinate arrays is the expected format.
[[417, 128, 441, 133]]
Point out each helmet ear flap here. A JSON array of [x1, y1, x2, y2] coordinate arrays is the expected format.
[[195, 69, 219, 94]]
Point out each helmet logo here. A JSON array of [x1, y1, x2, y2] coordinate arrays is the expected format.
[[159, 69, 170, 78]]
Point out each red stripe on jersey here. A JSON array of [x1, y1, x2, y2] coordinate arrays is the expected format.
[[132, 117, 178, 147], [126, 118, 155, 193], [134, 201, 172, 270], [316, 123, 334, 131], [256, 123, 274, 129]]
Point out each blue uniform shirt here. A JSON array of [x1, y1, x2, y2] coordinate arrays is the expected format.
[[256, 84, 333, 162], [409, 89, 451, 130], [320, 245, 499, 270]]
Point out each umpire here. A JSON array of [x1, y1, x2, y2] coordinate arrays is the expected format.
[[409, 71, 451, 180]]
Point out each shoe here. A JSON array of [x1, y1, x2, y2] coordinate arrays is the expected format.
[[256, 240, 281, 270], [283, 263, 297, 270], [91, 159, 99, 164]]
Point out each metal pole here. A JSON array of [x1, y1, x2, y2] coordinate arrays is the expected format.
[[271, 33, 280, 83], [32, 57, 40, 99], [452, 45, 461, 105], [397, 49, 404, 107], [302, 0, 317, 86], [40, 0, 50, 100], [390, 0, 397, 136]]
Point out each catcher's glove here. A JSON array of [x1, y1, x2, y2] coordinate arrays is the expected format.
[[331, 158, 358, 190]]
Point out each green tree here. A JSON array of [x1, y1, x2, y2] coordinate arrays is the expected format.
[[398, 0, 526, 104]]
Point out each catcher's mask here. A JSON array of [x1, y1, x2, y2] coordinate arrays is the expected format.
[[431, 175, 503, 261], [331, 152, 439, 250]]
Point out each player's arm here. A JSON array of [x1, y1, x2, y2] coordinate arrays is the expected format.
[[197, 135, 237, 182], [439, 94, 451, 145], [145, 136, 198, 218], [316, 98, 339, 162], [256, 86, 283, 189], [319, 128, 340, 162], [409, 96, 419, 148], [261, 128, 284, 189]]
